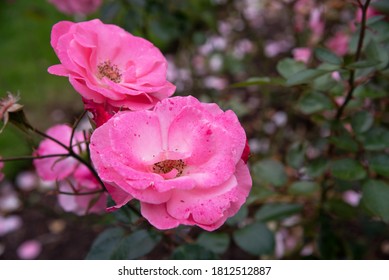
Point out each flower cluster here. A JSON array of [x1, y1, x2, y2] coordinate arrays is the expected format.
[[33, 19, 251, 230]]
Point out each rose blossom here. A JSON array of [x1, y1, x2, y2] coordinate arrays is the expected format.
[[48, 0, 102, 16], [292, 47, 312, 64], [90, 96, 252, 231], [33, 124, 106, 214], [325, 31, 349, 56], [48, 19, 176, 124]]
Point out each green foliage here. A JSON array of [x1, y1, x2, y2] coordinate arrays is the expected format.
[[330, 158, 367, 181], [255, 203, 303, 222], [197, 232, 230, 254], [171, 244, 217, 260], [362, 180, 389, 222], [252, 159, 287, 187], [233, 223, 275, 256], [86, 228, 161, 260]]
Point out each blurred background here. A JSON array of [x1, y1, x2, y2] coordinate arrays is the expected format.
[[1, 0, 389, 259]]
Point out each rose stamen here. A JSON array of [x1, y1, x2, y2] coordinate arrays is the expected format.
[[152, 159, 185, 177], [97, 60, 122, 83]]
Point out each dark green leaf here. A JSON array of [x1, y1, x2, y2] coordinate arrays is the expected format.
[[233, 222, 274, 256], [289, 181, 320, 196], [329, 132, 359, 152], [357, 126, 389, 151], [231, 77, 285, 87], [351, 111, 374, 134], [369, 154, 389, 177], [354, 85, 387, 99], [255, 203, 303, 221], [297, 92, 334, 114], [330, 158, 367, 181], [276, 58, 306, 79], [286, 142, 306, 169], [314, 47, 343, 65], [226, 206, 248, 226], [85, 228, 125, 260], [252, 159, 287, 187], [197, 232, 230, 254], [371, 1, 389, 14], [287, 69, 330, 86], [346, 60, 381, 69], [171, 244, 217, 260], [306, 158, 328, 178], [365, 39, 389, 70], [362, 180, 389, 222], [111, 230, 161, 260]]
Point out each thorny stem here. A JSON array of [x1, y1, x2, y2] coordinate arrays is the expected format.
[[335, 0, 371, 120], [55, 189, 105, 196]]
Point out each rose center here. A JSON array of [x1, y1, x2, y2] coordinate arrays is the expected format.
[[152, 159, 185, 177], [97, 60, 122, 83]]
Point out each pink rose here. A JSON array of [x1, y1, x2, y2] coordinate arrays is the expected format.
[[48, 0, 102, 16], [325, 31, 349, 56], [34, 124, 107, 214], [90, 96, 252, 231], [48, 19, 176, 121]]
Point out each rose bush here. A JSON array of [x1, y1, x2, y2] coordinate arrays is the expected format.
[[33, 124, 106, 215], [48, 19, 176, 125], [90, 95, 252, 231], [48, 0, 102, 16]]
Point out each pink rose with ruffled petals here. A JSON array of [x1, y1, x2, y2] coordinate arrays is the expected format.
[[90, 96, 252, 231], [48, 19, 176, 122], [34, 124, 107, 214], [48, 0, 102, 16]]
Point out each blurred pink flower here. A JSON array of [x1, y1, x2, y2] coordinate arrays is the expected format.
[[342, 190, 361, 207], [325, 31, 349, 56], [17, 240, 42, 260], [34, 124, 107, 214], [57, 165, 107, 215], [33, 124, 85, 181], [90, 96, 252, 231], [48, 19, 175, 124], [16, 171, 38, 191], [309, 8, 325, 43], [48, 0, 102, 16], [0, 215, 22, 236], [292, 47, 312, 64]]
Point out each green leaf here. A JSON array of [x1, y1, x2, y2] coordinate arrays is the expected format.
[[329, 132, 359, 152], [111, 230, 162, 260], [369, 154, 389, 177], [197, 232, 230, 254], [371, 1, 389, 14], [231, 77, 285, 87], [354, 85, 387, 99], [233, 222, 274, 256], [357, 126, 389, 151], [85, 228, 161, 260], [362, 180, 389, 222], [289, 181, 320, 196], [365, 39, 389, 70], [286, 142, 306, 169], [226, 205, 248, 226], [85, 228, 125, 260], [297, 92, 334, 114], [351, 111, 374, 134], [252, 159, 287, 187], [255, 203, 303, 221], [330, 158, 367, 181], [286, 69, 329, 86], [171, 244, 217, 260], [306, 158, 328, 178], [314, 47, 343, 65], [276, 58, 306, 79], [346, 60, 381, 69]]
